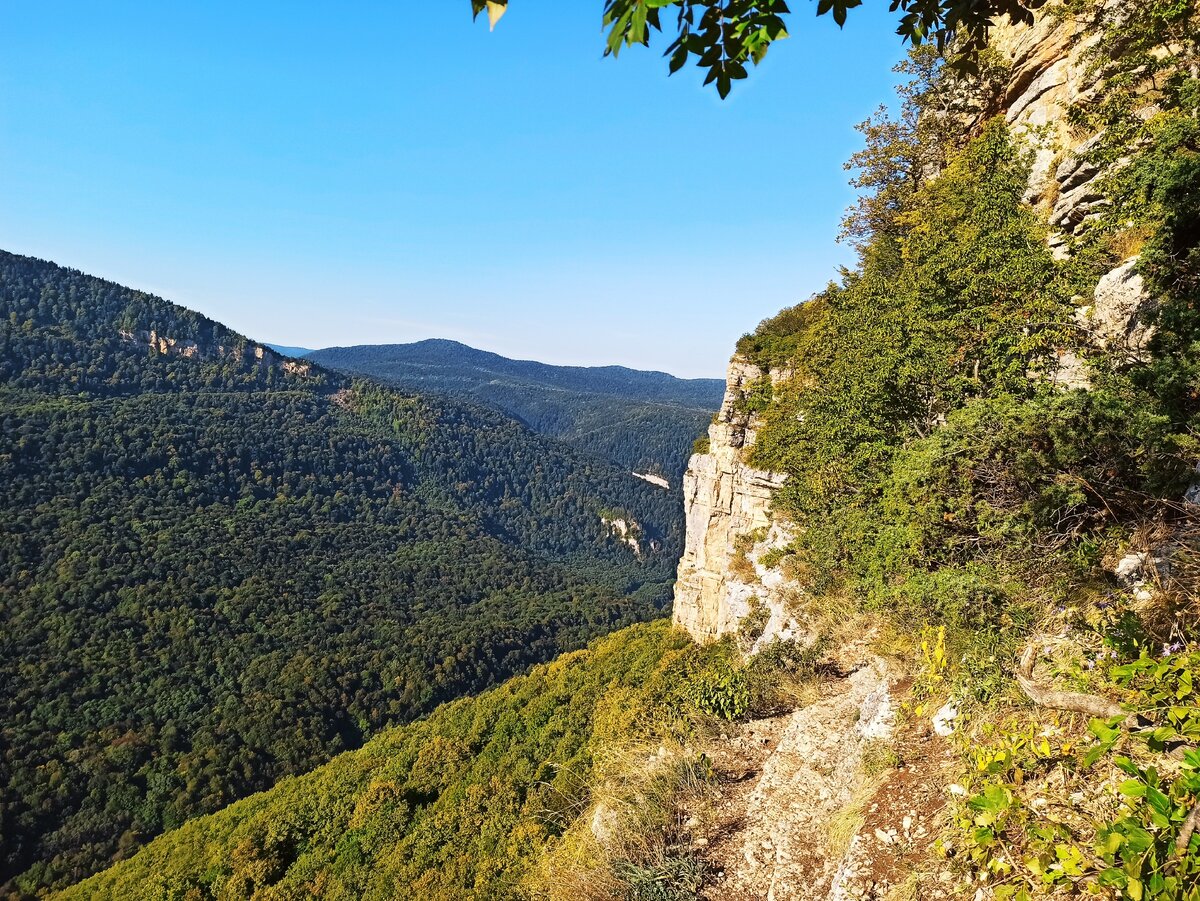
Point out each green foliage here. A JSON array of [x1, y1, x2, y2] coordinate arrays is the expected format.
[[55, 622, 716, 901], [954, 652, 1200, 900], [684, 644, 751, 720], [0, 250, 686, 894], [735, 76, 1197, 702], [748, 119, 1071, 516], [744, 637, 821, 714], [739, 376, 773, 414], [307, 340, 722, 485], [727, 123, 1145, 693], [1111, 653, 1200, 751], [473, 0, 1048, 96], [736, 293, 829, 369], [616, 852, 707, 901]]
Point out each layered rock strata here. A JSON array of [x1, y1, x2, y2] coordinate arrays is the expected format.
[[672, 359, 793, 644]]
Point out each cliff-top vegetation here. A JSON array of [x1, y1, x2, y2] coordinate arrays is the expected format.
[[731, 0, 1200, 896]]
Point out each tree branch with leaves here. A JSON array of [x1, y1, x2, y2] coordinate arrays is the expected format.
[[471, 0, 1048, 96]]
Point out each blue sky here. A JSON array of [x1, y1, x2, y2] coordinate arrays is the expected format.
[[0, 2, 907, 378]]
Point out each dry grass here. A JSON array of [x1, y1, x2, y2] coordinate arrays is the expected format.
[[530, 741, 716, 901], [861, 738, 902, 777], [1040, 150, 1066, 213], [1106, 518, 1200, 643], [729, 528, 769, 583], [781, 584, 865, 651], [824, 772, 887, 859], [883, 872, 920, 901], [1106, 224, 1156, 260]]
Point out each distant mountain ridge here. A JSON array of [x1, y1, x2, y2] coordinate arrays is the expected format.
[[309, 338, 723, 404], [305, 339, 725, 483], [265, 343, 314, 357]]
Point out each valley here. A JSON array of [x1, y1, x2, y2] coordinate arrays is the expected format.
[[0, 251, 692, 895], [303, 339, 723, 486]]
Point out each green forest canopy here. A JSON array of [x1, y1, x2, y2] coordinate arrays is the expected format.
[[305, 340, 723, 484], [0, 250, 683, 896]]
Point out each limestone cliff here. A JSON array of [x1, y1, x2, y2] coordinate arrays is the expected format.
[[119, 327, 314, 375], [672, 2, 1162, 644], [984, 5, 1158, 385], [672, 359, 791, 643]]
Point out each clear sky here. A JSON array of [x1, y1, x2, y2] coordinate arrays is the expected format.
[[0, 2, 907, 378]]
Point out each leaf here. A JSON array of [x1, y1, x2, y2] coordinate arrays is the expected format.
[[1114, 756, 1140, 777], [606, 10, 633, 56], [486, 0, 507, 30], [667, 45, 689, 74], [1143, 784, 1172, 824], [1098, 867, 1128, 887], [1088, 717, 1122, 744], [1082, 741, 1115, 767], [1097, 828, 1124, 858], [1121, 822, 1154, 854], [1119, 779, 1147, 798], [631, 2, 648, 44]]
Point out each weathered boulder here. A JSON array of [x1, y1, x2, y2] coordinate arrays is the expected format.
[[1078, 258, 1157, 362]]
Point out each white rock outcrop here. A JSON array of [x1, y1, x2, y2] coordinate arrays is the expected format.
[[118, 328, 313, 375], [632, 471, 670, 490], [672, 358, 794, 644], [601, 516, 642, 557], [1079, 258, 1157, 362]]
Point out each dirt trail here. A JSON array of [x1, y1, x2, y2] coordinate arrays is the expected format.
[[691, 659, 959, 901]]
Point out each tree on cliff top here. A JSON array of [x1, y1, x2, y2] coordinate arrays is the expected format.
[[470, 0, 1048, 96]]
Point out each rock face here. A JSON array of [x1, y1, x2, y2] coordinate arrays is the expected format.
[[632, 471, 670, 490], [601, 515, 643, 557], [672, 358, 791, 644], [118, 328, 314, 375], [672, 2, 1167, 644], [1080, 258, 1157, 362], [983, 5, 1103, 218], [1050, 257, 1156, 387], [979, 4, 1156, 382]]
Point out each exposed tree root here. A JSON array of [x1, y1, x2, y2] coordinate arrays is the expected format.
[[1015, 645, 1130, 722], [1177, 802, 1200, 857], [1017, 643, 1200, 863], [1017, 644, 1200, 860]]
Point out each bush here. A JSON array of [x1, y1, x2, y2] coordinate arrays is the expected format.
[[686, 655, 750, 721]]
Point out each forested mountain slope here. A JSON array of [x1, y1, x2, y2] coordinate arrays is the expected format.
[[0, 250, 682, 896], [56, 621, 730, 901], [57, 3, 1200, 899], [305, 339, 724, 484]]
